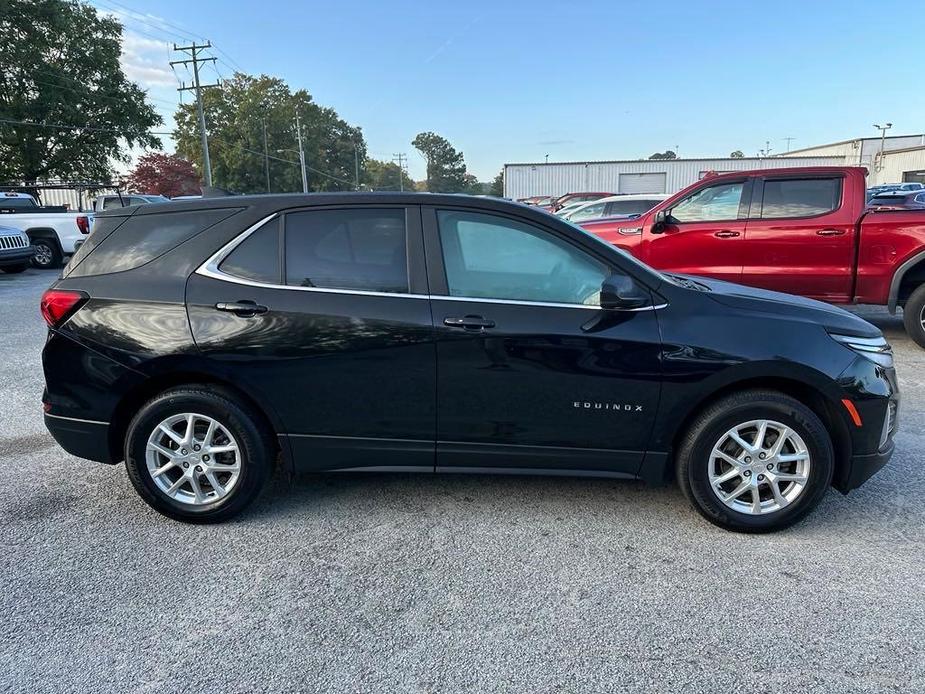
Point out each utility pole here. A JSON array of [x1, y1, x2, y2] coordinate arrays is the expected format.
[[171, 42, 219, 187], [783, 137, 795, 152], [873, 122, 892, 172], [295, 112, 308, 193], [262, 118, 270, 193], [392, 153, 407, 192], [354, 143, 360, 191]]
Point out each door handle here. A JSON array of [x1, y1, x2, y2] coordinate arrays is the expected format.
[[816, 228, 846, 236], [714, 230, 740, 238], [215, 300, 269, 317], [444, 315, 495, 330]]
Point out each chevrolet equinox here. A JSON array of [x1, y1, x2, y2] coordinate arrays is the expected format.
[[41, 193, 898, 531]]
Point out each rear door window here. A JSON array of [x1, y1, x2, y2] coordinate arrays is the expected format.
[[219, 218, 281, 283], [284, 208, 408, 293], [759, 178, 841, 218]]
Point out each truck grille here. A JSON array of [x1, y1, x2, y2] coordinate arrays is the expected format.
[[0, 234, 27, 250]]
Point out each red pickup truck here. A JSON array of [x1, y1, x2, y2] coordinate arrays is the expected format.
[[580, 166, 925, 347]]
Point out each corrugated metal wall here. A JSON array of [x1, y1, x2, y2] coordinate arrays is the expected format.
[[504, 156, 845, 199]]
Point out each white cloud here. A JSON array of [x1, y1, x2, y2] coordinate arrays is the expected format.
[[120, 32, 176, 88]]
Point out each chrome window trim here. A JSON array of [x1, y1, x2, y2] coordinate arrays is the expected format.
[[196, 212, 667, 311]]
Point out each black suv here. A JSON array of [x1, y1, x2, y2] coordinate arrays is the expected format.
[[41, 194, 898, 531]]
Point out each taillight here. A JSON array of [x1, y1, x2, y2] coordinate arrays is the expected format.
[[76, 216, 91, 234], [40, 289, 87, 327]]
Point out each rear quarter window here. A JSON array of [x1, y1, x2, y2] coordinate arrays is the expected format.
[[67, 208, 240, 278]]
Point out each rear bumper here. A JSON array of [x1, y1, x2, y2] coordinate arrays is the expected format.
[[838, 440, 894, 493], [43, 413, 115, 464], [0, 244, 34, 266]]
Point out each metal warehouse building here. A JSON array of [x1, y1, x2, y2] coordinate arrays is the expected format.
[[503, 156, 843, 200], [780, 134, 925, 186]]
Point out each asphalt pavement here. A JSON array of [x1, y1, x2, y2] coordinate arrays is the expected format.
[[2, 267, 923, 693]]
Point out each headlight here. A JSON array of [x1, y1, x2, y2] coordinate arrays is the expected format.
[[829, 333, 894, 368]]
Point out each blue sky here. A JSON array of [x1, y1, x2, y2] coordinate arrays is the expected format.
[[102, 0, 923, 180]]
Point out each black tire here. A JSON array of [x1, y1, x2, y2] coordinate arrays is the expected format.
[[902, 283, 925, 350], [0, 263, 29, 273], [31, 238, 62, 269], [124, 386, 275, 523], [676, 389, 834, 533]]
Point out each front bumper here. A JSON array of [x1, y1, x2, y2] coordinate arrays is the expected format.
[[0, 244, 35, 266], [839, 440, 894, 493]]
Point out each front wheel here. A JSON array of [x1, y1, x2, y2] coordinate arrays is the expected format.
[[902, 284, 925, 350], [124, 386, 275, 522], [676, 390, 833, 532]]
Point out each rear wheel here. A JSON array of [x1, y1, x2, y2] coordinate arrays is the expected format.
[[0, 263, 29, 273], [902, 284, 925, 349], [676, 389, 833, 532], [124, 386, 275, 522], [31, 238, 62, 269]]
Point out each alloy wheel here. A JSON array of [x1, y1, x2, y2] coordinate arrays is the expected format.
[[708, 419, 811, 515], [145, 413, 241, 505], [33, 243, 53, 267]]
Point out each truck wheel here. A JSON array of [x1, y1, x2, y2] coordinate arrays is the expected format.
[[676, 389, 833, 533], [0, 263, 29, 274], [903, 284, 925, 349], [31, 239, 62, 269]]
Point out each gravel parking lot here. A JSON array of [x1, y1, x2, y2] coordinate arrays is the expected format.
[[2, 268, 924, 693]]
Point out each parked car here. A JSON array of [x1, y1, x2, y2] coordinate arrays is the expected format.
[[0, 192, 92, 268], [0, 224, 35, 273], [577, 166, 925, 347], [92, 193, 170, 211], [550, 191, 613, 212], [42, 193, 897, 531], [518, 195, 554, 206], [867, 190, 925, 210], [559, 194, 670, 223]]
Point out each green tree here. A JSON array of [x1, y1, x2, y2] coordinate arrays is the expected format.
[[0, 0, 162, 182], [648, 150, 677, 160], [412, 131, 468, 192], [729, 150, 745, 158], [489, 169, 504, 197], [174, 73, 365, 193], [363, 158, 415, 191]]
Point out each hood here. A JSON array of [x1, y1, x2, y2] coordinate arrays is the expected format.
[[680, 275, 881, 338]]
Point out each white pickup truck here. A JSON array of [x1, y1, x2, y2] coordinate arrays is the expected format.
[[0, 192, 93, 269]]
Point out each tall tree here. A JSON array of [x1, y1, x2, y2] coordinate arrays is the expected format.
[[0, 0, 162, 183], [648, 150, 677, 160], [412, 131, 468, 192], [729, 150, 745, 158], [489, 169, 504, 197], [363, 158, 415, 191], [126, 153, 200, 197], [173, 73, 365, 194]]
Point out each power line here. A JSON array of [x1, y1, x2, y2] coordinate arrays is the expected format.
[[0, 117, 171, 136]]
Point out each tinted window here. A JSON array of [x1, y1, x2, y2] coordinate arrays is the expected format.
[[0, 196, 37, 208], [220, 218, 280, 283], [670, 182, 744, 222], [68, 208, 239, 277], [606, 199, 660, 216], [760, 178, 840, 218], [285, 209, 408, 293], [62, 216, 129, 276], [437, 210, 606, 305]]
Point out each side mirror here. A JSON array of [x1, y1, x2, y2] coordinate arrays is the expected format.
[[600, 273, 651, 310], [651, 209, 668, 234]]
